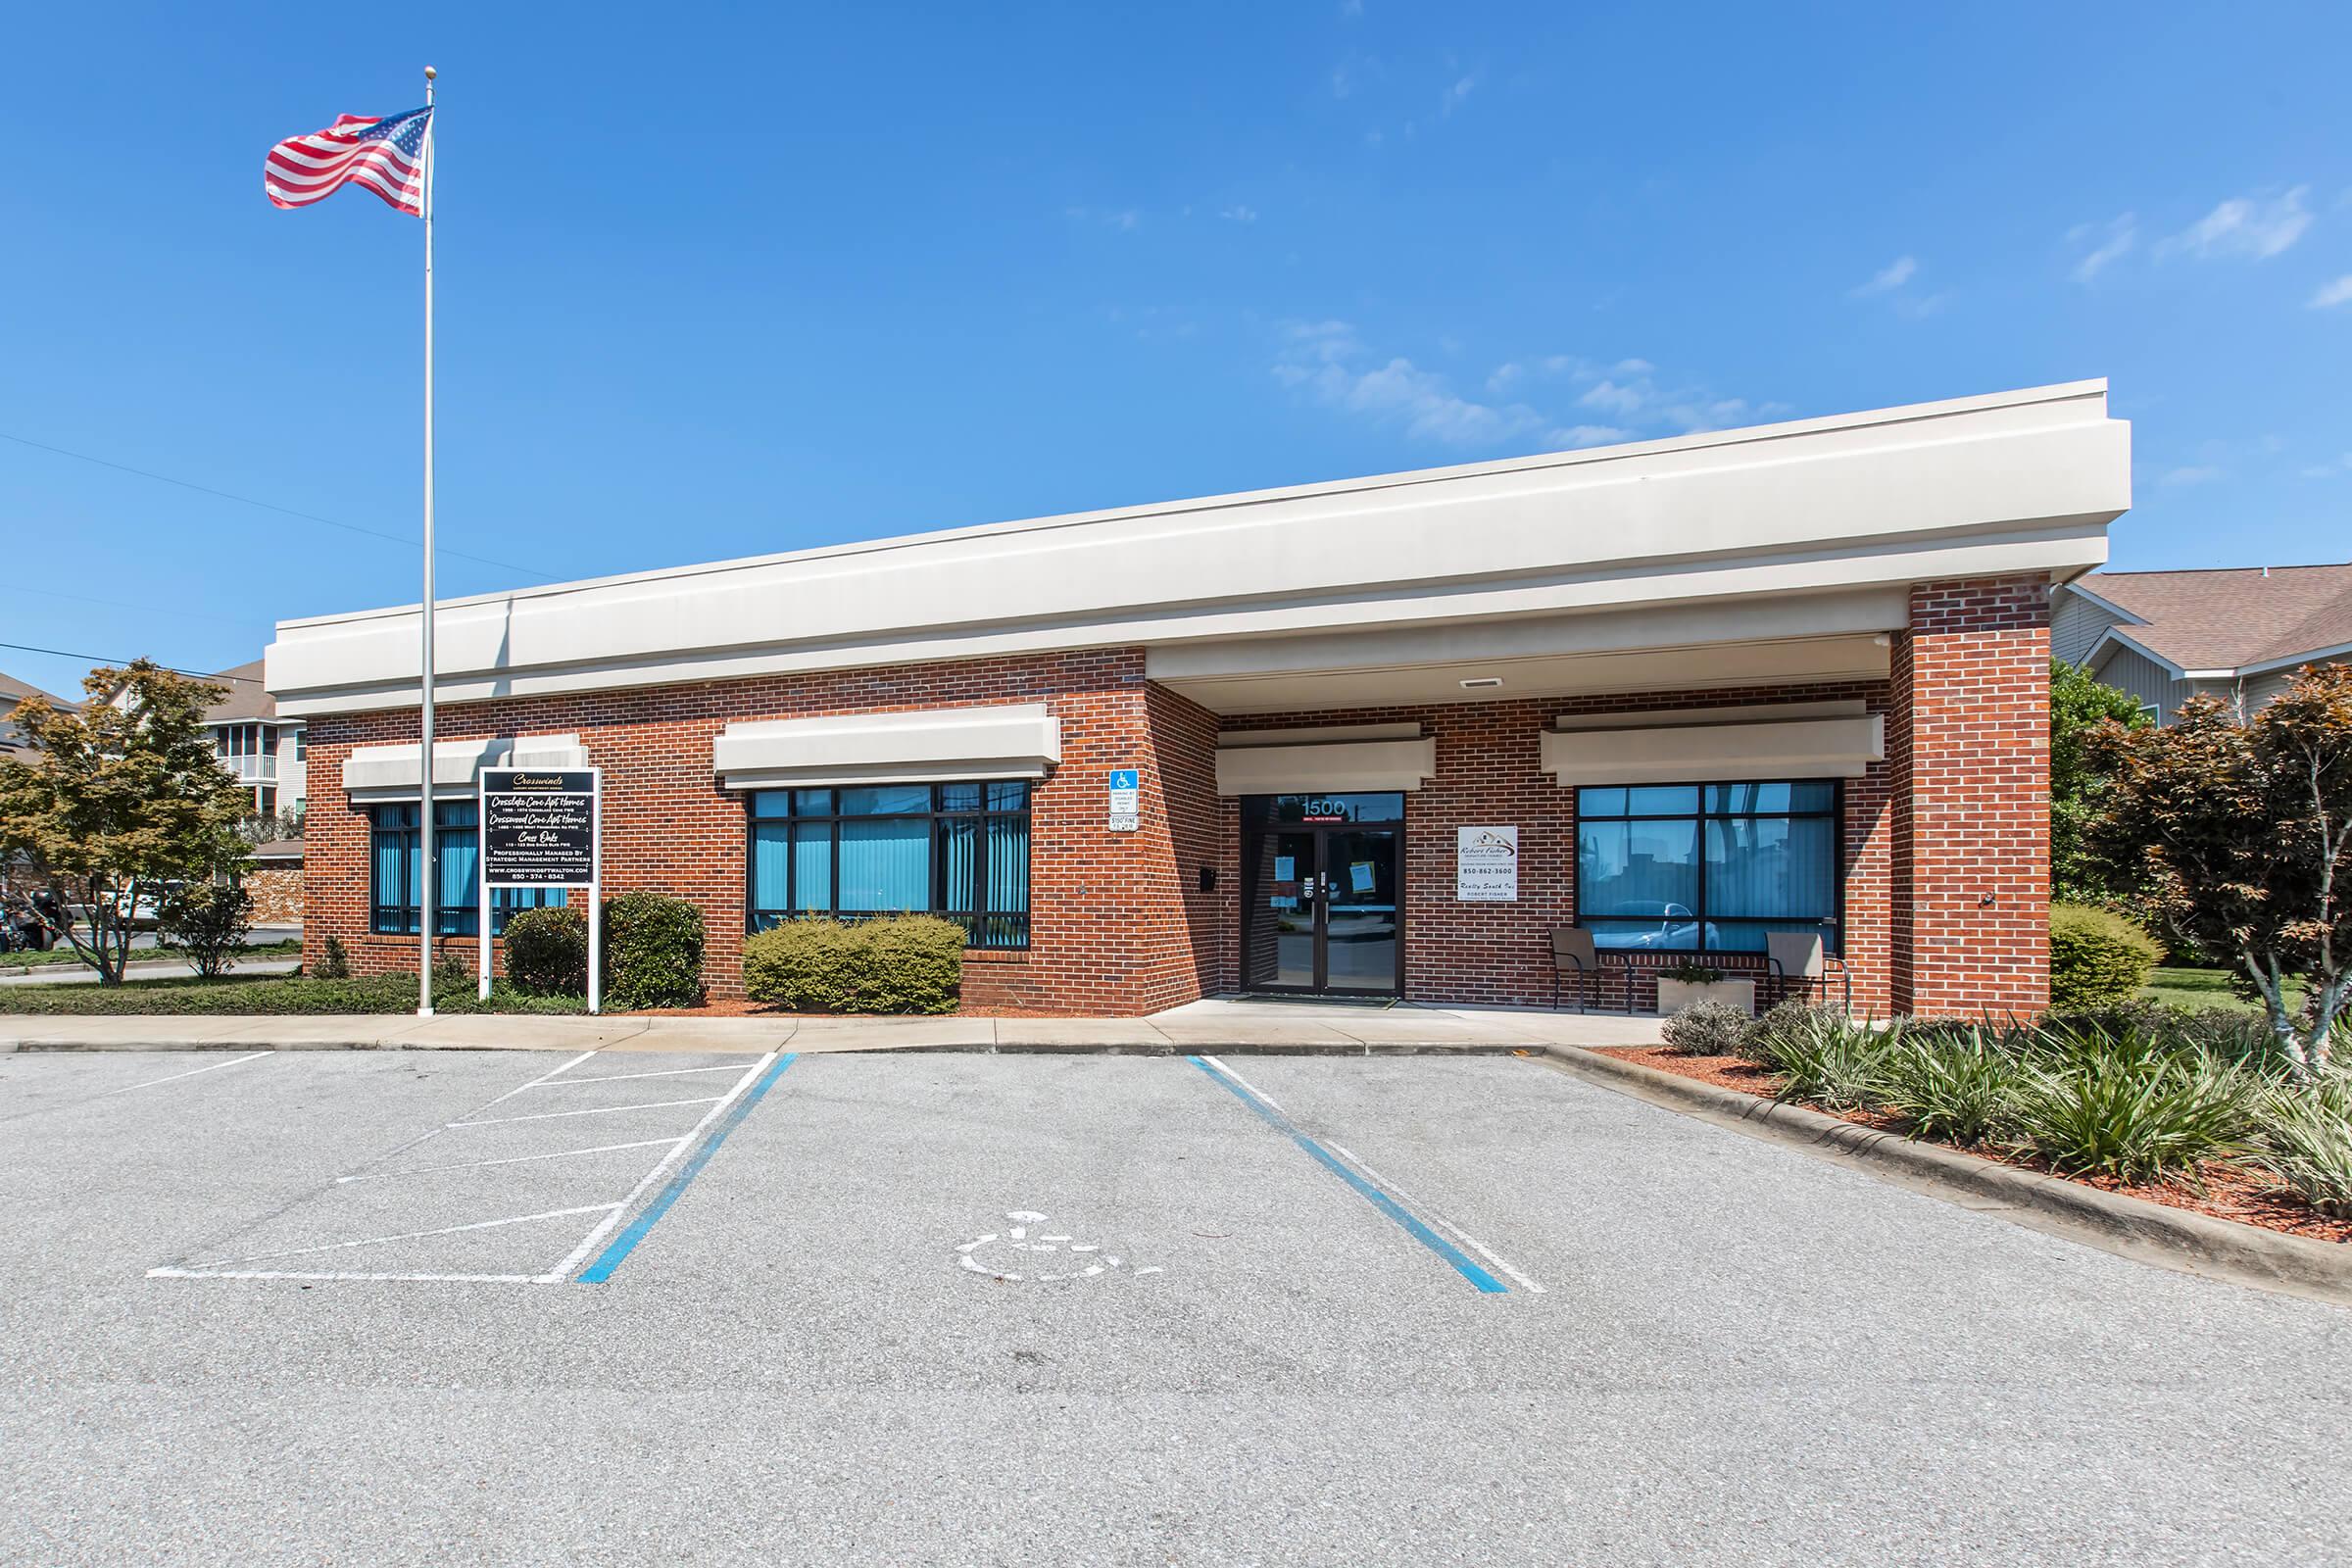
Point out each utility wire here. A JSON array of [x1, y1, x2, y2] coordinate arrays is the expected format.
[[1, 429, 561, 583], [0, 640, 265, 684]]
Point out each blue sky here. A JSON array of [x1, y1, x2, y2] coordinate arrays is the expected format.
[[4, 2, 2349, 700]]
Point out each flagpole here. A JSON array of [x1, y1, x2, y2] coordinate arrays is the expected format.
[[416, 65, 438, 1017]]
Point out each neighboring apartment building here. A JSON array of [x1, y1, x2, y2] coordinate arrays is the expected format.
[[270, 379, 2132, 1018], [204, 659, 307, 819], [2051, 563, 2352, 723], [0, 671, 75, 760]]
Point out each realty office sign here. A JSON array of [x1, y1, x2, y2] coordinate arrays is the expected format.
[[478, 766, 603, 1010]]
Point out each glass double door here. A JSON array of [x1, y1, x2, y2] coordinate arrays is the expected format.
[[1243, 824, 1402, 996]]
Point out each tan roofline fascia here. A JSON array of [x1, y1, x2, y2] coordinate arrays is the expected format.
[[2058, 580, 2150, 625], [2236, 639, 2352, 678]]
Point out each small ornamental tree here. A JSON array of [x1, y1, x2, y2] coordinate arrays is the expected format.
[[0, 662, 254, 984], [2089, 664, 2352, 1080], [2050, 660, 2148, 900]]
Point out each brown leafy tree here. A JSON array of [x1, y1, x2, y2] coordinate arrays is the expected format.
[[0, 662, 254, 983], [2089, 664, 2352, 1079]]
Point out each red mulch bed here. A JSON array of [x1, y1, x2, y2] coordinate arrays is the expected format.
[[1598, 1045, 2352, 1246], [626, 999, 1067, 1019]]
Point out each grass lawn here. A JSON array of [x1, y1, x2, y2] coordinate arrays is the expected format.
[[1, 937, 304, 971], [0, 971, 587, 1016], [2138, 965, 2301, 1014]]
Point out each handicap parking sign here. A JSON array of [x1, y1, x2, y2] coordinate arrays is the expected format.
[[1107, 767, 1140, 831]]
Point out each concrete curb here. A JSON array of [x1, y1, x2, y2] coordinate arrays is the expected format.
[[0, 1031, 1541, 1057], [1540, 1043, 2352, 1308]]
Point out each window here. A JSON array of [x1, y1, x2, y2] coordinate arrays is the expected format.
[[293, 727, 307, 760], [1576, 780, 1838, 954], [368, 802, 566, 936], [748, 781, 1030, 948]]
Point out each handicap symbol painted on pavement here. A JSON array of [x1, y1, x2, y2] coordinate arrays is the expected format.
[[954, 1209, 1162, 1284]]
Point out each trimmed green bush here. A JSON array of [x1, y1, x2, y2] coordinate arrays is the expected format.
[[1659, 998, 1749, 1055], [504, 906, 588, 996], [741, 914, 964, 1014], [603, 891, 706, 1009], [156, 882, 256, 978], [2049, 903, 2161, 1010], [317, 934, 350, 979]]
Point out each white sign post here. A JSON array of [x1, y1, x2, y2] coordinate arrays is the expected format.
[[477, 766, 603, 1013], [1455, 826, 1519, 903]]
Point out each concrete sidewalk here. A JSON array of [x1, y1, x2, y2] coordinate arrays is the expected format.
[[0, 996, 1665, 1054]]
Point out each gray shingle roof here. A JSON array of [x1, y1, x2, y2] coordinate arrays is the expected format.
[[2078, 564, 2352, 671]]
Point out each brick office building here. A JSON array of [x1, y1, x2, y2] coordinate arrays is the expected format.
[[267, 382, 2130, 1016]]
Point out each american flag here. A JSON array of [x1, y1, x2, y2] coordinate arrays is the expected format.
[[264, 106, 432, 216]]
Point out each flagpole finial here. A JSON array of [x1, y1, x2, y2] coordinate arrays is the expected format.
[[423, 65, 437, 79]]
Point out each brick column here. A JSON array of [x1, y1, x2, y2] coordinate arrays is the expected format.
[[1889, 576, 2051, 1016]]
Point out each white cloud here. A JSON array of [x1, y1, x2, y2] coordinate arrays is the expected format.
[[1853, 256, 1918, 296], [2161, 465, 2224, 486], [1065, 205, 1140, 231], [1219, 205, 1258, 223], [2160, 187, 2312, 261], [2310, 274, 2352, 309], [1441, 75, 1477, 116], [1277, 324, 1785, 454], [1577, 378, 1646, 416], [2300, 454, 2352, 479], [2067, 214, 2138, 282]]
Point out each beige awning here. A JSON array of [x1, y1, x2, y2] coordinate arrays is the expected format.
[[713, 705, 1060, 791], [1213, 726, 1436, 796], [340, 733, 589, 801], [1543, 701, 1884, 786]]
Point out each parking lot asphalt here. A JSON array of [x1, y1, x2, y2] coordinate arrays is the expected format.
[[3, 1047, 2348, 1566]]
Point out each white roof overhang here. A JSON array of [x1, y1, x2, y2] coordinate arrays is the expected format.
[[269, 380, 2130, 717], [1212, 725, 1437, 795], [712, 705, 1060, 792]]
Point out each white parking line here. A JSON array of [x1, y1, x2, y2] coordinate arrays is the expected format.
[[333, 1137, 689, 1184], [448, 1096, 725, 1128], [1197, 1054, 1284, 1113], [107, 1052, 272, 1095], [1327, 1142, 1546, 1294], [524, 1063, 751, 1089], [540, 1053, 777, 1283], [148, 1267, 547, 1284], [164, 1202, 623, 1271]]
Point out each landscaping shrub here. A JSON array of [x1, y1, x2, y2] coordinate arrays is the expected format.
[[2004, 1051, 2255, 1185], [1659, 998, 1749, 1055], [741, 915, 964, 1013], [603, 891, 705, 1009], [1743, 999, 1845, 1067], [0, 971, 587, 1016], [1770, 1012, 1899, 1112], [2249, 1076, 2352, 1217], [2048, 903, 2161, 1010], [155, 882, 255, 978], [317, 933, 350, 979], [1882, 1025, 2020, 1147], [504, 906, 588, 996]]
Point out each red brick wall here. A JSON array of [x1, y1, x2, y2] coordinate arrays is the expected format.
[[304, 581, 2048, 1017], [305, 649, 1216, 1014], [1220, 683, 1898, 1013], [1890, 575, 2052, 1016]]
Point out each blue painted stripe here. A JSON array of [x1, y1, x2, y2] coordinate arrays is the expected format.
[[575, 1053, 799, 1284], [1186, 1055, 1507, 1294]]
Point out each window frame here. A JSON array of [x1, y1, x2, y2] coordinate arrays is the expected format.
[[745, 781, 1033, 949], [367, 800, 565, 937], [1574, 778, 1844, 956]]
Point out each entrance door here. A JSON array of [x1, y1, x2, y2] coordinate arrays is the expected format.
[[1241, 796, 1403, 996]]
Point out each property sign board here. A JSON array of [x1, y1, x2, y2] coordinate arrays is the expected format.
[[1106, 766, 1141, 832], [478, 766, 603, 1012], [1455, 825, 1519, 903], [481, 768, 598, 885]]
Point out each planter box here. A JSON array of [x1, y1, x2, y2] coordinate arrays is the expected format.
[[1655, 976, 1756, 1017]]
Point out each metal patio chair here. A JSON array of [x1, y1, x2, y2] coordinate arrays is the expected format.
[[1550, 925, 1605, 1013], [1766, 930, 1852, 1013]]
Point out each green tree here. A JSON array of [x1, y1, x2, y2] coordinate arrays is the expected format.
[[2050, 660, 2147, 899], [2088, 664, 2352, 1080], [0, 662, 254, 984]]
